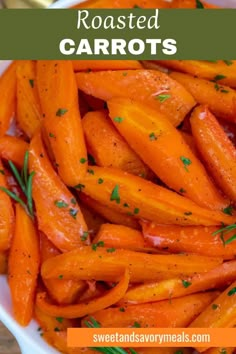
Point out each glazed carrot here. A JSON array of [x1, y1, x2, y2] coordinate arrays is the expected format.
[[41, 247, 222, 283], [203, 348, 234, 354], [0, 61, 18, 136], [36, 269, 129, 318], [141, 222, 236, 259], [16, 60, 42, 137], [170, 71, 236, 123], [82, 110, 150, 177], [74, 0, 216, 8], [121, 260, 236, 304], [85, 292, 218, 328], [94, 223, 147, 250], [72, 60, 142, 71], [37, 60, 87, 186], [0, 136, 28, 168], [8, 204, 39, 326], [76, 70, 196, 127], [180, 131, 198, 156], [0, 159, 14, 251], [190, 105, 236, 202], [79, 193, 140, 230], [108, 98, 227, 210], [29, 132, 88, 252], [0, 252, 7, 274], [157, 60, 236, 88]]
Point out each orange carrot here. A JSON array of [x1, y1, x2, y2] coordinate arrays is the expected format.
[[8, 204, 39, 326], [37, 60, 87, 186], [0, 252, 7, 274], [108, 98, 227, 210], [41, 247, 222, 283], [29, 132, 88, 252], [74, 0, 217, 8], [170, 71, 236, 123], [0, 61, 18, 136], [121, 260, 236, 304], [141, 222, 236, 259], [190, 105, 236, 202], [16, 60, 42, 137], [72, 60, 142, 71], [203, 348, 234, 354], [0, 136, 28, 168], [180, 131, 198, 156], [36, 269, 129, 318], [82, 110, 150, 177], [76, 70, 195, 127]]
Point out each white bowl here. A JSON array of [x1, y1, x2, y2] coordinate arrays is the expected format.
[[1, 0, 236, 353]]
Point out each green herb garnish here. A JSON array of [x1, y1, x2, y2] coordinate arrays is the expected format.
[[110, 185, 120, 204], [227, 287, 236, 296], [81, 231, 89, 241], [92, 241, 104, 251], [196, 0, 204, 8], [222, 205, 234, 216], [80, 157, 87, 164], [214, 75, 226, 82], [156, 94, 171, 103], [74, 183, 85, 191], [182, 280, 192, 288], [134, 208, 140, 215], [223, 60, 233, 66], [49, 132, 55, 138], [132, 322, 141, 328], [29, 79, 34, 88], [106, 248, 116, 253], [212, 224, 236, 245], [180, 156, 192, 172], [56, 108, 68, 117], [54, 200, 68, 208], [69, 208, 78, 219], [56, 317, 64, 323], [98, 178, 104, 184], [212, 304, 219, 310], [149, 132, 157, 141], [113, 117, 124, 123]]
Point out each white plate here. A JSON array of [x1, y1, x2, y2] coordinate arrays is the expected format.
[[0, 0, 236, 353]]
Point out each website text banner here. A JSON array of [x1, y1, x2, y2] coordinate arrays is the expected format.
[[0, 9, 235, 60], [67, 328, 236, 348]]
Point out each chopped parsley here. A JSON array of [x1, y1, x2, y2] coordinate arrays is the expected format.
[[58, 274, 63, 279], [133, 4, 141, 8], [132, 322, 141, 328], [222, 205, 234, 216], [87, 169, 94, 175], [119, 307, 125, 312], [211, 303, 219, 310], [110, 185, 120, 204], [74, 183, 85, 191], [156, 94, 171, 103], [98, 178, 104, 184], [179, 188, 186, 194], [223, 60, 233, 66], [174, 351, 184, 354], [227, 287, 236, 296], [56, 317, 64, 323], [134, 208, 140, 215], [49, 132, 55, 138], [80, 157, 87, 164], [113, 117, 124, 123], [69, 208, 78, 219], [71, 197, 77, 205], [56, 108, 68, 117], [123, 202, 129, 208], [29, 79, 34, 88], [182, 280, 192, 288], [92, 241, 104, 251], [106, 248, 116, 253], [54, 327, 60, 332], [123, 72, 128, 76], [54, 200, 68, 208], [196, 0, 204, 8], [81, 231, 89, 241], [180, 156, 192, 172], [149, 132, 157, 141], [214, 74, 226, 82]]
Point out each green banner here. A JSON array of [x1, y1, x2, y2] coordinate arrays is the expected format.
[[0, 9, 235, 59]]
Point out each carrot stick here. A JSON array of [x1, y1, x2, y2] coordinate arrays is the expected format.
[[79, 166, 234, 226], [0, 61, 18, 136], [107, 98, 228, 210], [72, 60, 142, 71], [141, 222, 236, 259], [82, 110, 150, 177], [41, 247, 222, 283], [170, 71, 236, 124], [36, 269, 129, 318], [16, 60, 42, 137], [0, 252, 7, 274], [76, 70, 195, 127], [121, 260, 236, 304], [29, 132, 88, 252], [37, 60, 87, 186], [190, 105, 236, 202], [8, 204, 39, 326], [84, 292, 218, 328], [0, 159, 14, 252], [0, 136, 28, 168]]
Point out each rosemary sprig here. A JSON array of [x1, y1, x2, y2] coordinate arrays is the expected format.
[[0, 151, 35, 218], [212, 223, 236, 246], [84, 317, 138, 354]]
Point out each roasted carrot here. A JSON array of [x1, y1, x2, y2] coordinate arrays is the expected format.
[[76, 70, 196, 127], [170, 71, 236, 123], [8, 204, 39, 326], [37, 269, 129, 318], [180, 131, 198, 156], [37, 60, 87, 186], [0, 61, 18, 136], [82, 110, 150, 177], [141, 222, 236, 259], [16, 60, 42, 137], [191, 105, 236, 202], [74, 0, 216, 8], [41, 247, 222, 283], [84, 292, 218, 328], [0, 159, 14, 252], [72, 60, 142, 71], [79, 167, 234, 226], [0, 252, 7, 274], [121, 260, 236, 304], [108, 98, 227, 210], [79, 193, 140, 230], [0, 136, 28, 168], [29, 132, 88, 252]]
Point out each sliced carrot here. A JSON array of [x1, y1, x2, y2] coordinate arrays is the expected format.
[[29, 132, 88, 252], [72, 60, 142, 71], [0, 252, 7, 274], [0, 159, 14, 251], [76, 70, 195, 127], [0, 61, 18, 136], [121, 260, 236, 304], [41, 247, 222, 283], [8, 204, 39, 326], [190, 105, 236, 202], [37, 269, 129, 318], [84, 292, 218, 328], [0, 136, 28, 168], [170, 71, 236, 123], [82, 110, 150, 177], [37, 60, 87, 186], [141, 222, 236, 259], [108, 98, 227, 210], [16, 60, 42, 137]]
